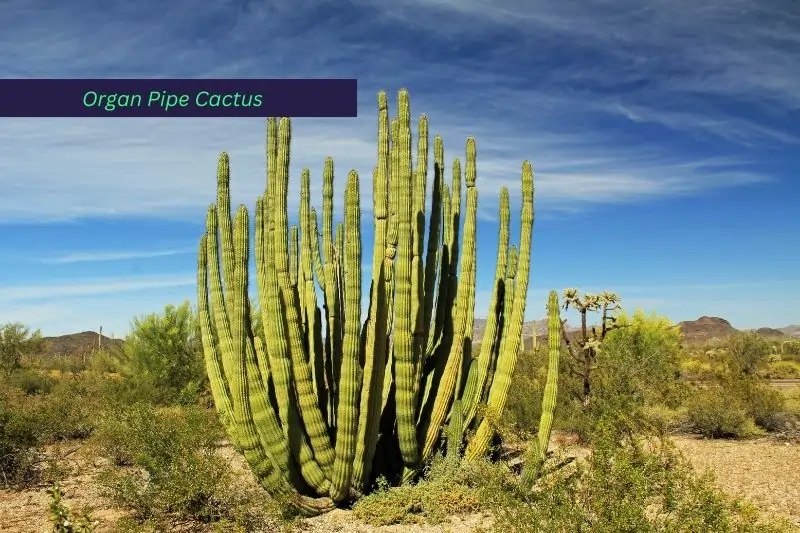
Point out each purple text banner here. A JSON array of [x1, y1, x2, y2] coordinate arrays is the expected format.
[[0, 79, 358, 118]]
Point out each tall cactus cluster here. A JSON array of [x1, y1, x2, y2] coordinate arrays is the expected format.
[[196, 89, 553, 515]]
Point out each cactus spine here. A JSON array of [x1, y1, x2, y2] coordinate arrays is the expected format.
[[197, 89, 548, 514]]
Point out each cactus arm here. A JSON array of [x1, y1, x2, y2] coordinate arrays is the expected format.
[[353, 91, 392, 488], [410, 115, 429, 402], [465, 161, 534, 461], [461, 187, 510, 429], [520, 290, 561, 488], [392, 89, 421, 467], [197, 231, 238, 446], [422, 135, 444, 355], [320, 157, 340, 429], [299, 170, 325, 406], [215, 154, 235, 314], [418, 155, 477, 466], [271, 118, 336, 474], [330, 171, 364, 501]]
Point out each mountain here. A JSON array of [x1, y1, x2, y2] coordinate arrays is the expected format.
[[676, 316, 738, 343], [753, 327, 786, 338], [779, 325, 800, 338], [42, 331, 124, 358]]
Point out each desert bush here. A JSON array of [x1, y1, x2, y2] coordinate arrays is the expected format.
[[485, 420, 793, 532], [762, 361, 800, 379], [0, 322, 45, 376], [504, 347, 547, 434], [47, 483, 97, 532], [727, 376, 785, 429], [119, 301, 206, 405], [544, 310, 688, 441], [7, 368, 55, 395], [0, 384, 40, 485], [92, 402, 283, 530], [352, 454, 501, 526], [0, 371, 114, 486], [352, 416, 793, 532], [725, 332, 771, 376], [685, 387, 757, 438]]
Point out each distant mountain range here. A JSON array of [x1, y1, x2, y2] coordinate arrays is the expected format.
[[38, 317, 800, 359]]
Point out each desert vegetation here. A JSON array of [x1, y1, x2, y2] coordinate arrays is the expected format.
[[1, 90, 799, 532]]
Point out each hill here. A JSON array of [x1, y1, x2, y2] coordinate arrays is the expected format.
[[42, 331, 124, 358], [753, 327, 786, 338], [779, 325, 800, 338], [676, 316, 738, 343]]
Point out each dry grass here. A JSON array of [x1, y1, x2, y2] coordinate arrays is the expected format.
[[671, 435, 800, 528]]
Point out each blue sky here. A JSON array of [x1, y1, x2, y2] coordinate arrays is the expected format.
[[0, 0, 798, 336]]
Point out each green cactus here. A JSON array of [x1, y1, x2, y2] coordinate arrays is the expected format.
[[197, 89, 549, 514], [520, 290, 562, 489]]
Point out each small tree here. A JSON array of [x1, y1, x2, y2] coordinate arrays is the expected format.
[[0, 322, 44, 376], [560, 289, 623, 405], [121, 302, 205, 404], [725, 332, 770, 376]]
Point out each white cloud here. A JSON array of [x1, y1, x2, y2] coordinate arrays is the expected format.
[[40, 247, 196, 264], [0, 0, 790, 223], [0, 274, 196, 301]]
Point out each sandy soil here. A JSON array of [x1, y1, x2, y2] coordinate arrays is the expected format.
[[671, 435, 800, 528], [1, 435, 797, 532]]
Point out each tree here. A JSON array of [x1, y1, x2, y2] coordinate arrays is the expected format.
[[0, 322, 44, 376], [560, 289, 623, 405], [597, 310, 684, 408], [121, 301, 205, 404], [726, 332, 770, 376]]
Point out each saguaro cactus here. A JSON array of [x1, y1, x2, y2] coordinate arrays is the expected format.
[[197, 89, 547, 515]]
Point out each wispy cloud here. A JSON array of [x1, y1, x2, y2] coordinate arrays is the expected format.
[[41, 247, 196, 264], [0, 0, 792, 223], [0, 274, 196, 301]]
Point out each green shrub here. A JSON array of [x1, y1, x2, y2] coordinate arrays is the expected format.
[[0, 322, 45, 376], [726, 333, 771, 376], [118, 302, 207, 405], [0, 385, 40, 485], [0, 372, 113, 486], [729, 377, 785, 429], [485, 421, 793, 532], [685, 387, 758, 439], [762, 361, 800, 379], [92, 402, 283, 530], [47, 483, 97, 532], [7, 368, 55, 395]]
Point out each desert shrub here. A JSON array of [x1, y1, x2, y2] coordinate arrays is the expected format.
[[762, 361, 800, 379], [352, 454, 496, 526], [727, 376, 785, 429], [685, 387, 758, 438], [0, 384, 40, 485], [0, 322, 45, 376], [88, 348, 125, 374], [47, 483, 97, 532], [92, 402, 282, 530], [7, 368, 55, 395], [546, 311, 688, 441], [119, 301, 207, 405], [485, 420, 794, 532], [778, 340, 800, 360], [0, 372, 114, 486], [725, 332, 771, 376], [504, 348, 547, 434]]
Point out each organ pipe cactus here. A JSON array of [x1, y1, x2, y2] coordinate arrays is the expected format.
[[197, 89, 547, 515], [520, 290, 562, 488]]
